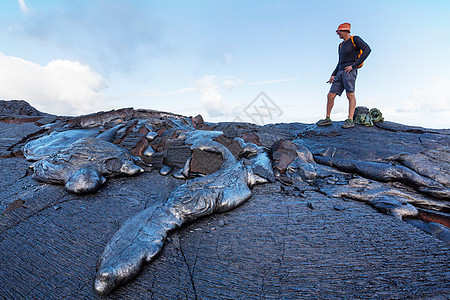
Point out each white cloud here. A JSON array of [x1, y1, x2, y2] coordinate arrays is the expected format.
[[194, 76, 297, 120], [0, 53, 107, 115], [17, 0, 29, 13], [194, 75, 239, 117], [222, 78, 244, 92], [400, 79, 450, 112]]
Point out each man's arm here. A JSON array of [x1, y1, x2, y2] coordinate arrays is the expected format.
[[351, 35, 371, 70]]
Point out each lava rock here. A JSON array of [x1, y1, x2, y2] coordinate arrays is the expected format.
[[32, 137, 143, 194], [334, 204, 346, 211], [270, 139, 299, 174], [189, 148, 223, 175], [0, 100, 48, 116]]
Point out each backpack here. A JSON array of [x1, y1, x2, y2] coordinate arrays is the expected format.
[[339, 35, 364, 68]]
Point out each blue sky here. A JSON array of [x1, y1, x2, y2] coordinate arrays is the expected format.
[[0, 1, 449, 128]]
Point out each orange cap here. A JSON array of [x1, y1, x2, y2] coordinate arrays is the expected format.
[[336, 22, 351, 32]]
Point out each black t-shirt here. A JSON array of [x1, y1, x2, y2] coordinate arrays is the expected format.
[[332, 35, 371, 76]]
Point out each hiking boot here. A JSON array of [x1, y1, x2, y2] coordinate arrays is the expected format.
[[316, 118, 332, 126], [341, 119, 355, 129]]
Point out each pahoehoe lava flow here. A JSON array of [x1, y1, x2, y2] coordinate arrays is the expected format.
[[0, 100, 448, 298]]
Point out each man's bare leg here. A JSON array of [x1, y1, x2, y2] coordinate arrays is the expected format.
[[317, 92, 338, 126], [346, 92, 356, 120], [327, 92, 337, 118]]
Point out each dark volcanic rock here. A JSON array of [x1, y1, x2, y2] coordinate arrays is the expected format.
[[165, 139, 193, 168], [0, 157, 34, 214], [394, 150, 450, 186], [242, 132, 262, 146], [0, 101, 449, 299], [67, 108, 135, 128], [215, 134, 243, 159], [1, 174, 449, 299], [0, 100, 47, 116], [23, 128, 101, 161], [189, 148, 223, 175], [405, 219, 450, 244], [314, 156, 449, 199], [32, 138, 144, 194], [270, 139, 299, 173], [93, 141, 273, 295], [0, 122, 45, 157]]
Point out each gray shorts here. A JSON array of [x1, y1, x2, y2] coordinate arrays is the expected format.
[[329, 69, 358, 96]]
